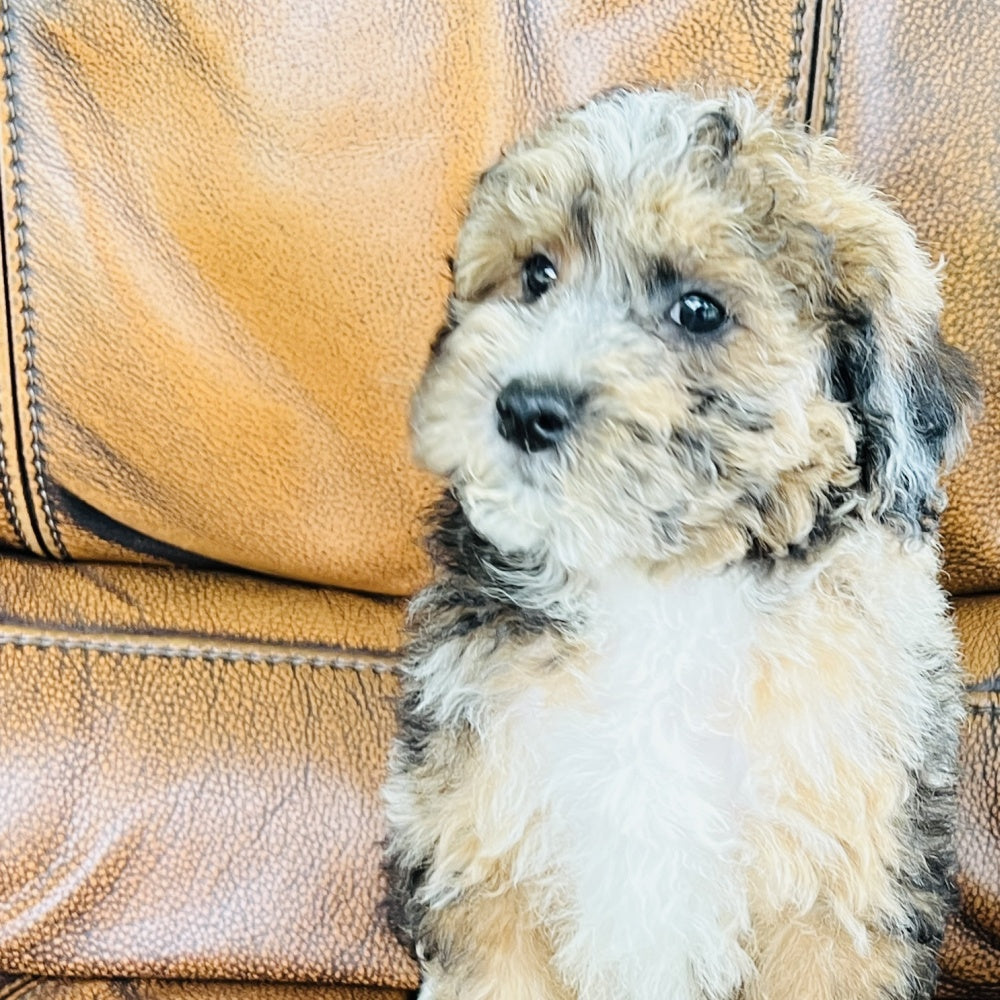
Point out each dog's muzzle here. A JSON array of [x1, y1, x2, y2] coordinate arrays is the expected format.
[[496, 379, 582, 453]]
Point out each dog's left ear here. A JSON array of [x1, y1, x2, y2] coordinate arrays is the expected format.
[[822, 199, 980, 534]]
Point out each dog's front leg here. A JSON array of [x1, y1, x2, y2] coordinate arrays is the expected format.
[[747, 910, 927, 1000], [415, 884, 573, 1000]]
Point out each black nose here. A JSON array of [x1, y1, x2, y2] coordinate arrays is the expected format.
[[496, 379, 580, 452]]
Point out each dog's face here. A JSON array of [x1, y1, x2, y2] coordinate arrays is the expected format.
[[414, 89, 977, 576]]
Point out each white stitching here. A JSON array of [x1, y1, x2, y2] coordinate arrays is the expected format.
[[0, 0, 67, 557], [0, 2, 27, 548], [821, 0, 844, 135], [785, 0, 809, 118], [0, 627, 402, 673]]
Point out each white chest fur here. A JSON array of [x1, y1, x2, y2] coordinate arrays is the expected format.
[[495, 565, 761, 1000]]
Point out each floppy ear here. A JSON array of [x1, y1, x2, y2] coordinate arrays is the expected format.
[[823, 202, 979, 535]]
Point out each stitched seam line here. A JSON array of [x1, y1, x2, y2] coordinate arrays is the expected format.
[[967, 703, 1000, 717], [0, 6, 26, 549], [785, 0, 809, 117], [0, 437, 25, 545], [0, 627, 401, 672], [0, 978, 39, 1000], [821, 0, 844, 134], [0, 0, 66, 558]]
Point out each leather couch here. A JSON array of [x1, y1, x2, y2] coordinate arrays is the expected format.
[[0, 1, 995, 998]]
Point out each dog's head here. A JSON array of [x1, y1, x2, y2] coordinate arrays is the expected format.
[[413, 89, 978, 579]]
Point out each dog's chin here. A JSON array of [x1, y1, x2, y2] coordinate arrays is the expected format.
[[457, 477, 686, 578], [456, 479, 552, 557]]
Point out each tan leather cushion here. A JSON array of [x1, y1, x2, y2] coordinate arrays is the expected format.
[[0, 555, 416, 988], [826, 0, 999, 597], [939, 595, 1000, 996], [0, 0, 816, 593]]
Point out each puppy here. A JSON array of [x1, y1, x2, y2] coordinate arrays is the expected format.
[[383, 88, 978, 1000]]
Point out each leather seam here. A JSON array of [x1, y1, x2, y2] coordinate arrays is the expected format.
[[966, 703, 1000, 716], [0, 403, 24, 545], [0, 436, 25, 546], [785, 0, 809, 117], [0, 627, 401, 672], [0, 978, 39, 1000], [0, 208, 23, 549], [0, 4, 27, 550], [820, 0, 844, 134], [0, 1, 66, 559]]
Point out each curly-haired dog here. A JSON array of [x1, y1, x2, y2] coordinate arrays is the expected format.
[[383, 88, 979, 1000]]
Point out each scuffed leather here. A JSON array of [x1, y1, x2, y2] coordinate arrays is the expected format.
[[828, 0, 1000, 598], [0, 555, 416, 989], [0, 0, 813, 593]]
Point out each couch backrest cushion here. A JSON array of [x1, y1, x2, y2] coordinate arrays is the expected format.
[[0, 0, 817, 594]]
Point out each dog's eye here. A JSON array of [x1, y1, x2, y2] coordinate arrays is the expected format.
[[522, 254, 558, 302], [669, 293, 727, 335]]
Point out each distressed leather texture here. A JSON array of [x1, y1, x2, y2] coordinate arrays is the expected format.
[[0, 556, 414, 988], [0, 0, 996, 997]]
